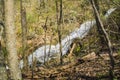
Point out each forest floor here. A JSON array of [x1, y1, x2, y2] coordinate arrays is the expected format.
[[22, 52, 120, 80]]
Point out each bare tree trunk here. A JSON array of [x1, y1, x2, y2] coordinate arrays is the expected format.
[[43, 16, 48, 65], [47, 31, 53, 64], [94, 0, 100, 13], [93, 0, 107, 51], [90, 0, 115, 79], [4, 0, 22, 79], [20, 0, 28, 72], [59, 0, 63, 65], [55, 0, 63, 65]]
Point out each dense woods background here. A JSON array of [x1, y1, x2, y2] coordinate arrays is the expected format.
[[0, 0, 120, 80]]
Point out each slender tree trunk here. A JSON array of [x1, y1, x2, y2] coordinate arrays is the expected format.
[[43, 16, 48, 65], [94, 0, 99, 13], [59, 0, 63, 65], [90, 0, 115, 79], [20, 0, 28, 72], [44, 29, 47, 64], [55, 0, 63, 65], [47, 32, 53, 64], [93, 0, 106, 46], [4, 0, 22, 79]]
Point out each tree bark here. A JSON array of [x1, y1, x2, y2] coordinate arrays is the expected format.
[[90, 0, 115, 79], [93, 0, 106, 46], [55, 0, 63, 65], [4, 0, 22, 79], [43, 16, 48, 65], [59, 0, 63, 65], [20, 0, 28, 72]]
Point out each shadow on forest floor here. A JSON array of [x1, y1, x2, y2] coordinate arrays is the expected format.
[[23, 52, 120, 80]]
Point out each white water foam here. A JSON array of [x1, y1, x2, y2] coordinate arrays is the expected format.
[[19, 8, 116, 68]]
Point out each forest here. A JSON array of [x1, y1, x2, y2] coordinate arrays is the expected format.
[[0, 0, 120, 80]]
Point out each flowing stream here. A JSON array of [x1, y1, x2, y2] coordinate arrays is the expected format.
[[20, 8, 116, 68]]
